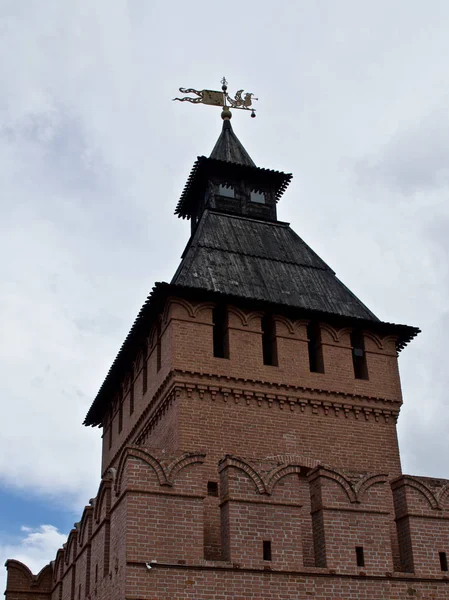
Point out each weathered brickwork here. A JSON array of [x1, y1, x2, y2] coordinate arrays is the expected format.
[[5, 297, 449, 599]]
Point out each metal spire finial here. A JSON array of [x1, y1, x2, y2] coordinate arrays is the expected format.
[[173, 78, 257, 118]]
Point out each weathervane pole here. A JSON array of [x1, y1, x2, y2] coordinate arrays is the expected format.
[[173, 78, 257, 119]]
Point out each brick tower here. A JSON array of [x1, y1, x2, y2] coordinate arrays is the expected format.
[[5, 115, 449, 600]]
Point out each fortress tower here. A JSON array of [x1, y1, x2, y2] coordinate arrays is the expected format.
[[5, 113, 449, 600]]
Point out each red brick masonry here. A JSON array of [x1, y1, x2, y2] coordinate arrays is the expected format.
[[6, 300, 449, 599]]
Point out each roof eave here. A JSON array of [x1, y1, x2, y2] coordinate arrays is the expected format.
[[175, 156, 293, 220]]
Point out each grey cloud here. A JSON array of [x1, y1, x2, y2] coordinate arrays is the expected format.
[[2, 0, 449, 516], [356, 107, 449, 194]]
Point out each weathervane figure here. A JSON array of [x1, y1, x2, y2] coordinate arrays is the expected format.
[[173, 77, 257, 118]]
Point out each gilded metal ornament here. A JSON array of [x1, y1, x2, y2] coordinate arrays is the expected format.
[[225, 89, 257, 110], [173, 78, 257, 117], [173, 88, 225, 106]]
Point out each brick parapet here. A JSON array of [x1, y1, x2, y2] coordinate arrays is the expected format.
[[392, 475, 449, 576], [6, 296, 447, 599], [6, 451, 449, 599], [308, 467, 395, 574], [169, 300, 404, 401]]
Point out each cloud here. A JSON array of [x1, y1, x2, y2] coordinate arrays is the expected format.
[[356, 105, 449, 194], [0, 525, 67, 593], [2, 0, 449, 581]]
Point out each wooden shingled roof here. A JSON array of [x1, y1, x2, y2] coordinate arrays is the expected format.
[[171, 210, 379, 321]]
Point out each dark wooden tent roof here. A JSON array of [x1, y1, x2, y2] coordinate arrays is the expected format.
[[172, 210, 378, 321], [209, 119, 256, 166]]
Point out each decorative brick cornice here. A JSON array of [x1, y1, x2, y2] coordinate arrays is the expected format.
[[174, 368, 402, 406], [174, 375, 400, 424]]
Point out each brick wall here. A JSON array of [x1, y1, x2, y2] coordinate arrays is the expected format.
[[392, 475, 449, 575], [6, 296, 449, 600], [124, 565, 449, 600], [309, 468, 394, 574], [219, 457, 304, 569]]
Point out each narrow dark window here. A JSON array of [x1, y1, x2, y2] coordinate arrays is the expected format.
[[108, 421, 112, 449], [356, 546, 365, 567], [351, 331, 368, 380], [95, 564, 98, 583], [70, 566, 76, 600], [118, 401, 123, 433], [439, 551, 448, 572], [307, 321, 324, 373], [263, 540, 272, 561], [207, 481, 219, 497], [129, 380, 134, 415], [142, 359, 148, 394], [156, 322, 162, 372], [212, 304, 229, 358], [118, 388, 123, 433], [78, 584, 81, 600], [261, 315, 278, 366], [58, 561, 63, 600]]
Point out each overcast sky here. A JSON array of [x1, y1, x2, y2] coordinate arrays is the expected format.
[[2, 0, 449, 590]]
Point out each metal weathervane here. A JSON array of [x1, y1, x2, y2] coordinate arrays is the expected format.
[[173, 77, 257, 119]]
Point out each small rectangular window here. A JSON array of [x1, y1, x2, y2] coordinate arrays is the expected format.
[[213, 304, 229, 358], [351, 331, 368, 380], [251, 190, 265, 204], [108, 421, 112, 449], [207, 481, 219, 497], [118, 402, 123, 433], [156, 322, 162, 372], [129, 380, 134, 415], [218, 184, 235, 198], [356, 546, 365, 567], [261, 315, 278, 366], [263, 540, 272, 561], [307, 322, 324, 373], [440, 551, 448, 572], [142, 358, 148, 394]]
